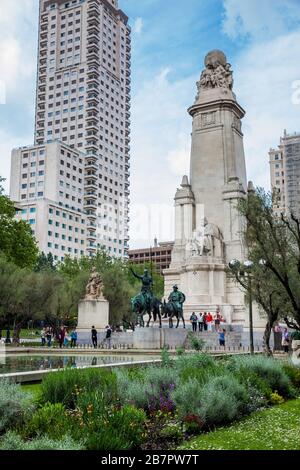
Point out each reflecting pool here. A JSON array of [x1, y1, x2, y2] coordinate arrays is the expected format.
[[0, 353, 160, 375]]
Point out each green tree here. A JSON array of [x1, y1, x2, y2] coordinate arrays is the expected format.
[[0, 177, 38, 269], [236, 188, 300, 339], [34, 252, 56, 272]]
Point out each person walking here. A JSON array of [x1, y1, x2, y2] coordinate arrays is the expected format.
[[91, 326, 98, 349], [41, 327, 46, 346], [46, 327, 52, 348], [198, 312, 204, 332], [219, 329, 226, 350], [58, 326, 66, 349], [281, 328, 290, 353], [203, 312, 208, 331], [190, 312, 198, 332], [105, 325, 112, 349], [70, 328, 77, 348]]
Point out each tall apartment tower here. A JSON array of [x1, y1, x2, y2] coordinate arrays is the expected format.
[[269, 130, 300, 218], [12, 0, 131, 259]]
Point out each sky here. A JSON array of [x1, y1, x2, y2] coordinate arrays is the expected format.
[[0, 0, 300, 248]]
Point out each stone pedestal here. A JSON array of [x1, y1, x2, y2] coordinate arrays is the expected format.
[[77, 299, 109, 332], [291, 340, 300, 367]]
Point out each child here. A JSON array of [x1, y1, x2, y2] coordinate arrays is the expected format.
[[219, 329, 226, 349]]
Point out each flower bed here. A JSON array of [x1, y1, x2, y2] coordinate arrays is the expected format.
[[0, 352, 299, 450]]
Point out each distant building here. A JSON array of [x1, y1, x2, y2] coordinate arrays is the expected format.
[[269, 130, 300, 218], [10, 0, 131, 260], [10, 142, 87, 261], [128, 240, 174, 275]]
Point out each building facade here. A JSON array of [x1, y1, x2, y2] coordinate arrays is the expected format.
[[10, 0, 131, 260], [10, 142, 87, 261], [269, 130, 300, 218], [128, 241, 174, 275]]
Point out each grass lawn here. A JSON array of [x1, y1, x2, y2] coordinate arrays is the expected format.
[[180, 398, 300, 450]]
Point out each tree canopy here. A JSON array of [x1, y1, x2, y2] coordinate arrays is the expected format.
[[0, 177, 38, 269]]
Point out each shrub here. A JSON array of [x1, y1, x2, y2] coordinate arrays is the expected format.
[[160, 421, 184, 441], [0, 379, 35, 434], [172, 379, 204, 422], [175, 346, 185, 356], [269, 391, 285, 405], [174, 353, 221, 384], [282, 363, 300, 389], [24, 403, 76, 439], [199, 375, 249, 426], [161, 347, 173, 367], [116, 366, 177, 413], [187, 332, 205, 351], [0, 431, 83, 450], [77, 402, 147, 450], [40, 368, 117, 408], [228, 356, 293, 398]]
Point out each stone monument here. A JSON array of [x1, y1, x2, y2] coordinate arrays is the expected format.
[[77, 267, 109, 332], [164, 50, 263, 328]]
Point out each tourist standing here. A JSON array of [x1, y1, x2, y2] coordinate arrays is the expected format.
[[91, 326, 98, 348], [70, 328, 78, 348], [219, 329, 226, 349], [41, 327, 46, 346], [203, 313, 208, 331], [198, 312, 204, 332], [281, 328, 290, 353], [190, 312, 198, 332], [46, 327, 52, 348], [206, 312, 213, 331], [105, 325, 112, 349], [214, 312, 221, 332], [58, 326, 66, 349]]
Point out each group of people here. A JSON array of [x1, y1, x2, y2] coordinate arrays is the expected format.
[[91, 325, 112, 349], [40, 326, 78, 348], [274, 323, 291, 353], [189, 311, 225, 332], [40, 325, 113, 349]]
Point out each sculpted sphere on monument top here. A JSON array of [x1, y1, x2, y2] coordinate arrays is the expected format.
[[196, 49, 234, 101]]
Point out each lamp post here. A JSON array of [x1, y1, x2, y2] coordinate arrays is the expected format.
[[229, 259, 254, 355]]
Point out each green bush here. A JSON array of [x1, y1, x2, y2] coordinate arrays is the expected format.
[[24, 403, 76, 439], [0, 379, 35, 434], [199, 375, 249, 426], [116, 366, 177, 412], [187, 332, 205, 351], [171, 379, 204, 422], [172, 374, 248, 429], [228, 356, 294, 398], [77, 401, 146, 450], [0, 431, 83, 450], [40, 368, 117, 408], [282, 363, 300, 389], [174, 353, 221, 384]]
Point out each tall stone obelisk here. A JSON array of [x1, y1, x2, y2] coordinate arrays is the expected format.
[[164, 50, 250, 325]]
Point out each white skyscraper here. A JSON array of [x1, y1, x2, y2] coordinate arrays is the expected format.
[[10, 0, 131, 259]]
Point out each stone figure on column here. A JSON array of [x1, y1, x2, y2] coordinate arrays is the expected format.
[[85, 267, 105, 300], [201, 218, 224, 258]]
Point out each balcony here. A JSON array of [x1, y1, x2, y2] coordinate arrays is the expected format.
[[85, 162, 98, 172], [86, 211, 97, 220], [84, 200, 97, 211], [87, 232, 97, 241]]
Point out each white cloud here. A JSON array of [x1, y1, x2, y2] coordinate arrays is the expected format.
[[222, 0, 300, 39], [129, 67, 197, 246], [235, 30, 300, 189], [0, 0, 37, 94], [133, 17, 143, 34]]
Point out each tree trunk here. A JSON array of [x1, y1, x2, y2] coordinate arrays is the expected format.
[[263, 321, 273, 356]]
